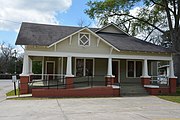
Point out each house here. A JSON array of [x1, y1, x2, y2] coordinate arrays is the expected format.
[[15, 22, 177, 97]]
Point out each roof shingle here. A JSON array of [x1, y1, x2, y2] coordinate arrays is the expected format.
[[15, 22, 172, 53]]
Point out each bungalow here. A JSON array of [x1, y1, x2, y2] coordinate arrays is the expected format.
[[15, 22, 177, 97]]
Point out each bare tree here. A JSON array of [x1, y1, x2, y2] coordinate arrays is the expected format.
[[77, 18, 91, 27], [0, 42, 14, 73]]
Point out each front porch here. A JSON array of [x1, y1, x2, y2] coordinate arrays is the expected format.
[[19, 52, 177, 97]]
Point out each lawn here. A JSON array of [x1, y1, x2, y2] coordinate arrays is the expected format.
[[6, 89, 19, 96], [158, 87, 180, 103]]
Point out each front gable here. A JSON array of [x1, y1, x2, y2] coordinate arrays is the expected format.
[[55, 29, 116, 54], [96, 23, 129, 35]]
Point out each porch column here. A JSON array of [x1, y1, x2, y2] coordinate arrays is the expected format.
[[42, 56, 44, 80], [169, 59, 177, 94], [22, 51, 29, 75], [106, 57, 115, 86], [20, 51, 30, 94], [65, 56, 74, 89], [142, 59, 149, 77], [169, 60, 176, 78], [66, 56, 73, 76], [107, 57, 112, 76], [141, 59, 151, 85], [29, 58, 32, 74]]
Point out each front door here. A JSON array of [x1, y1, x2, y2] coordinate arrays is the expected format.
[[112, 61, 119, 83], [46, 62, 54, 80]]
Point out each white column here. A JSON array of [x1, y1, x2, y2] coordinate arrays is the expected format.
[[65, 56, 74, 77], [169, 60, 176, 78], [21, 52, 29, 75], [42, 56, 44, 79], [29, 58, 32, 74], [142, 59, 149, 77], [107, 57, 113, 76]]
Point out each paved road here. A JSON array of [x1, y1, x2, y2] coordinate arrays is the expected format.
[[0, 80, 13, 102], [0, 80, 180, 120]]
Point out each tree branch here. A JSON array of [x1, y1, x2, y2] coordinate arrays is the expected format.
[[109, 13, 165, 33], [150, 0, 175, 15]]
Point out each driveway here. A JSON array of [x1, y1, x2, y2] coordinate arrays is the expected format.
[[0, 80, 13, 102], [0, 81, 180, 120]]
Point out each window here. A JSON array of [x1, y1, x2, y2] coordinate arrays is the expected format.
[[127, 61, 142, 78], [76, 59, 93, 77], [136, 61, 142, 77], [32, 61, 42, 74], [79, 33, 90, 46], [128, 61, 134, 77]]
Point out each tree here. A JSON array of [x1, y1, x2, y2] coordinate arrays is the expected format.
[[0, 42, 14, 73], [77, 18, 91, 27], [0, 42, 23, 74], [85, 0, 180, 85]]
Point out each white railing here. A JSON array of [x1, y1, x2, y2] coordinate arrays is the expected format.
[[151, 75, 169, 86]]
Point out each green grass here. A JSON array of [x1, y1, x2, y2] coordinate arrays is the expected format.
[[6, 89, 19, 96], [158, 87, 180, 103]]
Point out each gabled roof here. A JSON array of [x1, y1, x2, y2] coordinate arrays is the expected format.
[[16, 22, 98, 46], [97, 32, 171, 53], [16, 22, 172, 53], [96, 22, 131, 36]]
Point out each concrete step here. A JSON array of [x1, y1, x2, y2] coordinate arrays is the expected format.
[[121, 83, 148, 96]]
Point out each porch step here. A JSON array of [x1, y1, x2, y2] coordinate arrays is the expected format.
[[121, 83, 148, 96]]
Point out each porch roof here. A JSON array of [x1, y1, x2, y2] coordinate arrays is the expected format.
[[16, 22, 173, 53]]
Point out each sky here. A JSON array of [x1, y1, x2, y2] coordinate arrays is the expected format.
[[0, 0, 97, 51], [0, 0, 142, 53]]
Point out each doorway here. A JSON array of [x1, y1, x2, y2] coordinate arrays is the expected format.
[[112, 60, 120, 83], [46, 61, 55, 80]]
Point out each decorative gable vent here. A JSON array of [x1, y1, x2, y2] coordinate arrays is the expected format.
[[78, 32, 90, 47]]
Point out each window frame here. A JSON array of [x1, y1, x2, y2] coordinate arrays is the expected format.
[[74, 58, 94, 77], [78, 32, 90, 47], [126, 60, 142, 78]]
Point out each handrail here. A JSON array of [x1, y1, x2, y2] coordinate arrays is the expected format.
[[28, 74, 116, 89]]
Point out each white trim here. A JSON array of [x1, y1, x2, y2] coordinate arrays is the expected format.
[[93, 58, 95, 77], [45, 61, 55, 75], [78, 32, 90, 47], [144, 85, 159, 88], [26, 50, 172, 61], [69, 36, 72, 45]]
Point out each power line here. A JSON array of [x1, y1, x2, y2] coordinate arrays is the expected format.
[[0, 19, 21, 24]]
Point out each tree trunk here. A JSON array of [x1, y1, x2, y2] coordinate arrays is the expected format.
[[173, 54, 180, 86]]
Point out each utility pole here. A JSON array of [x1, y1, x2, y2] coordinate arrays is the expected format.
[[14, 50, 17, 95]]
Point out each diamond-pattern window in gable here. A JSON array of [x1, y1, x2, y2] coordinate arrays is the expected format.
[[79, 33, 90, 46]]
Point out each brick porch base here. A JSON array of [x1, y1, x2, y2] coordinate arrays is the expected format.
[[32, 87, 120, 97]]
